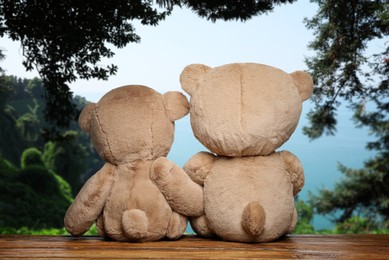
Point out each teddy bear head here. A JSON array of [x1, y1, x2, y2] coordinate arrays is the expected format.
[[180, 63, 313, 157], [78, 85, 189, 165]]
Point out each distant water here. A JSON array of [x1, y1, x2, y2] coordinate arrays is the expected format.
[[167, 102, 375, 231]]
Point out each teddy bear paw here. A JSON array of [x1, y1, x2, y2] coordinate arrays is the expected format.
[[150, 157, 174, 185]]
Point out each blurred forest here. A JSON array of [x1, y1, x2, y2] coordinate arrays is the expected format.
[[0, 75, 102, 232]]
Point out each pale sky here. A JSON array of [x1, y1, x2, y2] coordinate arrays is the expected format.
[[1, 0, 317, 101]]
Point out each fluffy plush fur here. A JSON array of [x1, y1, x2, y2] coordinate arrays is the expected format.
[[151, 63, 313, 242], [64, 85, 189, 242]]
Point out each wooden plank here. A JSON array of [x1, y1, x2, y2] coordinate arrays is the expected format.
[[0, 235, 388, 259]]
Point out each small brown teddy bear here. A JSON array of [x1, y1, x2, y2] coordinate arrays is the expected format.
[[151, 63, 313, 242], [64, 85, 190, 242]]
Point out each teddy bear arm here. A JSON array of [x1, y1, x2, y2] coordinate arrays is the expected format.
[[278, 150, 305, 196], [151, 157, 204, 217], [64, 163, 116, 236], [183, 151, 216, 186]]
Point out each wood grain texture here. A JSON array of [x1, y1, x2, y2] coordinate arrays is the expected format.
[[0, 234, 388, 259]]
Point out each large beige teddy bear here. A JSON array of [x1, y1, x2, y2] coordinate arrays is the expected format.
[[151, 63, 313, 242], [64, 85, 190, 242]]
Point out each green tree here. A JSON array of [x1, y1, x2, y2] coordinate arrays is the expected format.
[[26, 77, 45, 100], [20, 147, 44, 169], [0, 151, 72, 229], [0, 0, 296, 130], [304, 0, 389, 230], [335, 216, 378, 234], [0, 53, 25, 164], [158, 0, 296, 21], [303, 0, 388, 138], [0, 156, 18, 178], [0, 48, 3, 77], [0, 74, 101, 195], [0, 0, 173, 129], [293, 199, 315, 234], [16, 101, 40, 142], [42, 131, 87, 195]]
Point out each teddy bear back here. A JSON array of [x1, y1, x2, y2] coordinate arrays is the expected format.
[[79, 85, 179, 165], [180, 63, 313, 157]]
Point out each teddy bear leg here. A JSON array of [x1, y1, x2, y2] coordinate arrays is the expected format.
[[95, 213, 107, 238], [166, 211, 188, 240], [287, 207, 298, 234], [151, 157, 204, 217], [190, 215, 215, 238], [241, 201, 266, 237], [122, 209, 149, 241]]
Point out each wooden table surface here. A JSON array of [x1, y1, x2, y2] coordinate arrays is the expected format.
[[1, 234, 388, 259]]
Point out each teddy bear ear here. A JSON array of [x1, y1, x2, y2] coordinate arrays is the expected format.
[[180, 64, 211, 96], [78, 103, 96, 133], [162, 91, 189, 121], [290, 71, 314, 101]]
